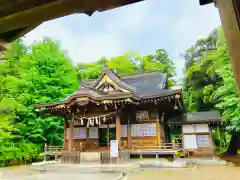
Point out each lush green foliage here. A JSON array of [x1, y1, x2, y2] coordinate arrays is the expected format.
[[182, 29, 219, 112], [0, 39, 79, 166], [211, 29, 240, 133], [183, 28, 240, 153], [77, 49, 176, 86]]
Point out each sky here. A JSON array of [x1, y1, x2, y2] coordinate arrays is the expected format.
[[24, 0, 221, 78]]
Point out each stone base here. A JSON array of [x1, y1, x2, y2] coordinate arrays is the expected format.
[[80, 152, 101, 163]]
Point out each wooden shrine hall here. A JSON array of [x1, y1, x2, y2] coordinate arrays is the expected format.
[[37, 69, 221, 158]]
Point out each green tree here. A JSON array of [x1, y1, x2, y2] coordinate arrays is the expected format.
[[182, 29, 219, 112], [76, 50, 176, 87], [0, 38, 79, 165], [211, 29, 240, 154], [183, 27, 240, 154]]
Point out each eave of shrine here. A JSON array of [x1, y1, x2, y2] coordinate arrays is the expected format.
[[167, 110, 221, 125], [0, 0, 144, 46], [36, 89, 182, 114], [36, 70, 183, 113]]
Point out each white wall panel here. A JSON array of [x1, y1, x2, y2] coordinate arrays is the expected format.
[[183, 135, 197, 149], [89, 127, 99, 139], [196, 124, 209, 133], [182, 125, 195, 133], [121, 125, 127, 137]]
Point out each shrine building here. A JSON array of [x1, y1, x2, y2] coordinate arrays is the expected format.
[[37, 68, 221, 159]]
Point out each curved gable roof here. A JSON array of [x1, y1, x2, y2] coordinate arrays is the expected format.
[[91, 68, 135, 92]]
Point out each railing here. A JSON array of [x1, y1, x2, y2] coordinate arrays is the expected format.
[[130, 142, 182, 150], [44, 144, 85, 154], [45, 142, 182, 154], [44, 145, 63, 154]]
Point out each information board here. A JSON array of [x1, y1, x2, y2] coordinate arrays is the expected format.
[[110, 140, 119, 158], [131, 123, 156, 137]]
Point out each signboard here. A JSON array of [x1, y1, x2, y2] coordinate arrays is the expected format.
[[136, 111, 149, 122], [131, 123, 156, 137], [110, 140, 119, 158]]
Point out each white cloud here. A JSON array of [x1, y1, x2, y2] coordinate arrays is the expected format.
[[24, 0, 221, 76], [24, 1, 150, 64]]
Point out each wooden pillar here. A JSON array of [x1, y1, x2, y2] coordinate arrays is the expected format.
[[156, 120, 161, 146], [215, 0, 240, 90], [127, 117, 132, 149], [116, 114, 121, 148], [208, 125, 215, 156], [86, 127, 89, 149], [63, 119, 67, 149], [68, 120, 74, 152], [107, 123, 110, 148]]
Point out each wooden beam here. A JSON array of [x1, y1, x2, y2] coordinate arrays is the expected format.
[[199, 0, 213, 5], [63, 119, 67, 149], [216, 0, 240, 90], [127, 117, 132, 149], [68, 120, 74, 152], [116, 114, 121, 148], [0, 0, 143, 34], [86, 127, 89, 149]]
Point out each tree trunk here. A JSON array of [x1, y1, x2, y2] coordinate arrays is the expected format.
[[224, 134, 240, 155]]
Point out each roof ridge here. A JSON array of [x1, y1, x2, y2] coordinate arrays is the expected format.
[[120, 70, 165, 79], [81, 70, 165, 81]]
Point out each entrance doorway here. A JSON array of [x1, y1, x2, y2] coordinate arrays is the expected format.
[[99, 126, 116, 147]]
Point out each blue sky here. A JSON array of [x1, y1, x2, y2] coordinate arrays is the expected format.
[[24, 0, 221, 78]]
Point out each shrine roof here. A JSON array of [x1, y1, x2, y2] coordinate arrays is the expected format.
[[82, 71, 168, 94], [37, 69, 181, 108]]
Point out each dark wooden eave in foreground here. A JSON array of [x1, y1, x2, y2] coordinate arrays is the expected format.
[[0, 0, 144, 48], [199, 0, 213, 5]]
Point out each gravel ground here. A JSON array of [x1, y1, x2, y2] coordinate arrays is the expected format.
[[128, 165, 240, 180], [0, 166, 120, 180], [1, 164, 240, 180]]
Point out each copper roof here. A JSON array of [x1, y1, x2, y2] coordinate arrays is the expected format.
[[37, 70, 181, 108]]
